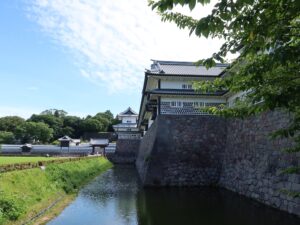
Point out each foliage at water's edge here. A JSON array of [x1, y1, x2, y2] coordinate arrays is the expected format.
[[0, 157, 112, 225]]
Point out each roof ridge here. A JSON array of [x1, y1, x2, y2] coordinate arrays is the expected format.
[[118, 107, 138, 115], [151, 59, 229, 67]]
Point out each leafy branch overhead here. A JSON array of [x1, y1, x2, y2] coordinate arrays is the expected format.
[[149, 0, 300, 156]]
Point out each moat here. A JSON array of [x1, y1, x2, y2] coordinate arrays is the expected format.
[[48, 166, 300, 225]]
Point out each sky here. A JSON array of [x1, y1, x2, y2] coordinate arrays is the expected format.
[[0, 0, 223, 119]]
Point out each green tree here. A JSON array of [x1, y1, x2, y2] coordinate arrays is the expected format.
[[93, 110, 115, 131], [28, 114, 63, 139], [107, 117, 121, 132], [0, 131, 15, 144], [81, 118, 104, 133], [61, 126, 75, 137], [63, 116, 83, 137], [0, 116, 25, 133], [15, 122, 53, 144], [93, 115, 110, 131], [150, 1, 300, 153], [40, 109, 67, 118], [103, 110, 114, 121]]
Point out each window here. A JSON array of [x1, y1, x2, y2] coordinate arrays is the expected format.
[[182, 84, 193, 89], [170, 101, 183, 107], [193, 102, 204, 108]]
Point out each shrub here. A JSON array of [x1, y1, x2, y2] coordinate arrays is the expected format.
[[52, 140, 60, 146], [45, 158, 111, 194], [0, 131, 15, 144], [0, 195, 24, 221], [0, 157, 112, 224]]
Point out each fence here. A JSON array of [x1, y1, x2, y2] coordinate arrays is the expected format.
[[0, 144, 116, 155]]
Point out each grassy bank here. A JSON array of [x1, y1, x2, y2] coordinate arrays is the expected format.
[[0, 156, 61, 165], [0, 157, 112, 225]]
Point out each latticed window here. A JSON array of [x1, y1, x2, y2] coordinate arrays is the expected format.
[[182, 84, 193, 89], [170, 101, 183, 107], [193, 102, 205, 108], [161, 101, 223, 115]]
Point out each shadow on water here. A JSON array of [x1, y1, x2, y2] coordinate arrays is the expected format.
[[48, 166, 300, 225], [137, 187, 300, 225]]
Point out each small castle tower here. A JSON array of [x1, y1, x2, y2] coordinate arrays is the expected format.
[[113, 107, 140, 139]]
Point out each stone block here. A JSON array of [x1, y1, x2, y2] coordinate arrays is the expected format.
[[291, 183, 300, 192], [135, 110, 299, 217]]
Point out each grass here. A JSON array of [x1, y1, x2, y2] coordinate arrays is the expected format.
[[30, 194, 76, 225], [0, 157, 61, 165], [0, 157, 112, 225]]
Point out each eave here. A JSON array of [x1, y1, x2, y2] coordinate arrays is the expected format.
[[146, 89, 228, 96], [145, 70, 227, 79]]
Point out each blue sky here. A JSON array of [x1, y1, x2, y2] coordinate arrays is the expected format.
[[0, 0, 222, 118]]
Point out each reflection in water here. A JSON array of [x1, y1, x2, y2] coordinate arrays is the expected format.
[[48, 166, 139, 225], [137, 188, 300, 225], [48, 166, 300, 225]]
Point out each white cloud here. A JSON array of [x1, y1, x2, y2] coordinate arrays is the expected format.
[[26, 0, 224, 93]]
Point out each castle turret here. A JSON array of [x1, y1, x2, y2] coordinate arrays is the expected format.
[[113, 107, 140, 139]]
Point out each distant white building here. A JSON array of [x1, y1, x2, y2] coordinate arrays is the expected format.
[[113, 107, 141, 139], [58, 135, 80, 148], [138, 60, 239, 133]]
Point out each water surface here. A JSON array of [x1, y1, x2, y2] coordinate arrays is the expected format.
[[48, 166, 300, 225]]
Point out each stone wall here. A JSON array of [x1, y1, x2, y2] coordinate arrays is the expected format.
[[109, 139, 140, 164], [136, 115, 227, 186], [136, 110, 300, 216], [220, 110, 300, 216], [136, 118, 159, 183]]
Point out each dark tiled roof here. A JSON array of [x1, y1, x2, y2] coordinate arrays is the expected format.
[[119, 107, 138, 115], [147, 60, 228, 76], [146, 89, 227, 96], [113, 123, 137, 128], [58, 135, 72, 141]]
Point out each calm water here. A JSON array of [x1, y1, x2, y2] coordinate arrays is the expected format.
[[48, 166, 300, 225]]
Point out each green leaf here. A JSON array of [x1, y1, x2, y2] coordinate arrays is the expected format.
[[149, 0, 300, 188], [189, 0, 196, 10]]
